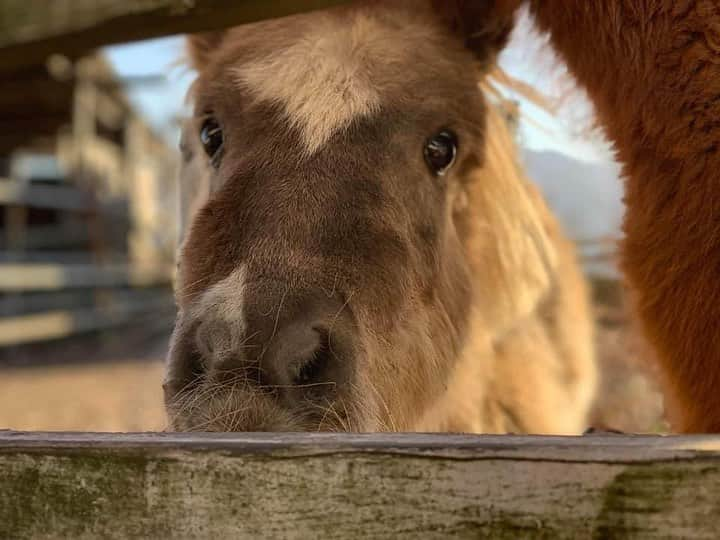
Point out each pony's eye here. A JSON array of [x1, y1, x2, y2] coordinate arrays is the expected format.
[[424, 130, 458, 176], [200, 117, 223, 160]]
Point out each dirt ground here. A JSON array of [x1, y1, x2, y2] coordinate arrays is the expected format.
[[589, 306, 667, 433], [0, 358, 166, 432], [0, 329, 169, 432], [0, 301, 666, 433]]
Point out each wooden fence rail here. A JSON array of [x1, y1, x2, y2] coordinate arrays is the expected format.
[[0, 0, 348, 71], [1, 431, 720, 539], [0, 178, 95, 212], [0, 262, 174, 346], [0, 262, 173, 291], [0, 294, 174, 346]]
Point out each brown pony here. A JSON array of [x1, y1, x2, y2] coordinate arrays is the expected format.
[[163, 0, 597, 433], [507, 0, 720, 433]]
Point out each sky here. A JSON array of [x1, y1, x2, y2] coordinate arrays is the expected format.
[[103, 8, 615, 165]]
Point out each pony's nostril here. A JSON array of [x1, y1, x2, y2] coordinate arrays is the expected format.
[[294, 328, 332, 387], [163, 343, 205, 408]]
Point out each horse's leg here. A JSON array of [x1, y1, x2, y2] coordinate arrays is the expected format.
[[524, 1, 720, 432]]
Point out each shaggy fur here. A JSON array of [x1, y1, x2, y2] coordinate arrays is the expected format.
[[416, 101, 597, 434], [165, 0, 596, 434], [518, 0, 720, 433]]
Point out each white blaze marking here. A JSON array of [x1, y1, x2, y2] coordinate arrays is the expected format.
[[192, 265, 249, 329], [232, 12, 390, 155]]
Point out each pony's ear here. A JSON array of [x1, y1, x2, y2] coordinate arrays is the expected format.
[[186, 31, 226, 70], [431, 1, 518, 63]]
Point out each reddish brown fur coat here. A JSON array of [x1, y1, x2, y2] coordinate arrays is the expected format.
[[516, 1, 720, 432]]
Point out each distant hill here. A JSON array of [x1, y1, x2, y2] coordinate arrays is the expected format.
[[521, 148, 624, 242], [520, 148, 624, 278]]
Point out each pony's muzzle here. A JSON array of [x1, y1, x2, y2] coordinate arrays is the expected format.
[[164, 283, 357, 415]]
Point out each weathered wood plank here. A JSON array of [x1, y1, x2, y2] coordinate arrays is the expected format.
[[0, 0, 349, 71], [1, 432, 720, 539]]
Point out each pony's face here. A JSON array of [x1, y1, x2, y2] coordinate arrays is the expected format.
[[165, 1, 515, 431]]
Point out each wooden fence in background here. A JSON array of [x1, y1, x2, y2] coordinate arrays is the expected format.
[[1, 3, 187, 348], [0, 175, 174, 348]]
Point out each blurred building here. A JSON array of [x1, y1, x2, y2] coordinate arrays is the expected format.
[[0, 52, 178, 349]]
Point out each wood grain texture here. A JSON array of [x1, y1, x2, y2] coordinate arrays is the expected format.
[[0, 0, 349, 71], [1, 432, 720, 538]]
